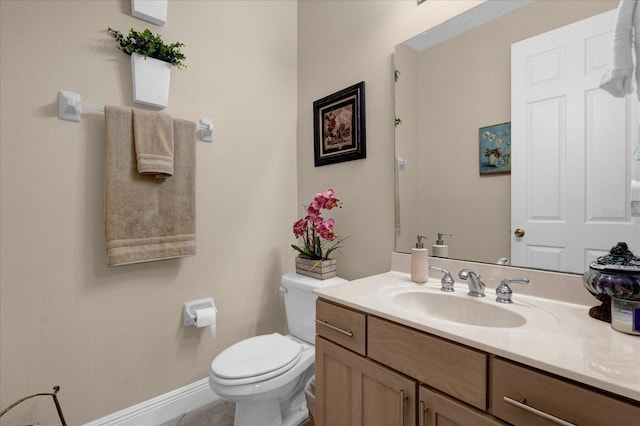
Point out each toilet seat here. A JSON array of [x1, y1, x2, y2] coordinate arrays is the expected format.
[[211, 333, 302, 385]]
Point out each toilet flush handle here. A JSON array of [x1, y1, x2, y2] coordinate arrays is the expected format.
[[279, 286, 288, 293]]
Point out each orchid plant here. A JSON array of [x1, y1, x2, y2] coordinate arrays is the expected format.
[[292, 188, 343, 261]]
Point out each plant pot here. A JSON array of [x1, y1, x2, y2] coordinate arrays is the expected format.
[[130, 52, 171, 108], [295, 257, 337, 280], [131, 0, 168, 26]]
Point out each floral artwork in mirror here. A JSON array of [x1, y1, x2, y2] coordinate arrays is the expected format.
[[479, 122, 511, 175], [313, 82, 366, 167]]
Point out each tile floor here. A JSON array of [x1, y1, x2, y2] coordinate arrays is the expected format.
[[158, 399, 234, 426], [158, 399, 311, 426]]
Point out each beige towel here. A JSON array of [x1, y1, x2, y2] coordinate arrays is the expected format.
[[105, 106, 196, 267], [133, 109, 174, 178]]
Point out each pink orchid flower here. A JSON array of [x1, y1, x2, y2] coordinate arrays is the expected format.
[[291, 188, 344, 260]]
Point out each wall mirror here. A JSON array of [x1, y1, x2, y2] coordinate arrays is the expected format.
[[394, 0, 640, 274]]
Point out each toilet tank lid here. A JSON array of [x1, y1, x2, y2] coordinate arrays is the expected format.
[[281, 272, 347, 291]]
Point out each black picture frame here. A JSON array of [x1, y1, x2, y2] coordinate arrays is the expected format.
[[313, 82, 366, 167]]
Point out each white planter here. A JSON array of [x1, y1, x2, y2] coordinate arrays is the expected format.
[[131, 0, 168, 26], [130, 52, 171, 108]]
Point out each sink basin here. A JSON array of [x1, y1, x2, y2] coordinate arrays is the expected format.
[[381, 286, 527, 328]]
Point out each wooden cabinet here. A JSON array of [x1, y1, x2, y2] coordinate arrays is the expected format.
[[316, 299, 366, 355], [368, 316, 487, 410], [490, 357, 640, 426], [420, 386, 507, 426], [315, 299, 640, 426], [315, 336, 417, 426]]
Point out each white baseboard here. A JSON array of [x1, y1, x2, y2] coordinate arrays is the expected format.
[[84, 378, 219, 426]]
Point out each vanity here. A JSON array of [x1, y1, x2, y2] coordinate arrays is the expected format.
[[363, 2, 640, 423], [313, 255, 640, 426]]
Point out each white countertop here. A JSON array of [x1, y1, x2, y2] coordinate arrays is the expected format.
[[314, 270, 640, 402]]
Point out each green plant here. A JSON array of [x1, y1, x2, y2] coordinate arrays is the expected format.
[[107, 27, 186, 69]]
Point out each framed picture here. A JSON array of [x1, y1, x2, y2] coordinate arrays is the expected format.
[[313, 82, 366, 167], [479, 122, 511, 175]]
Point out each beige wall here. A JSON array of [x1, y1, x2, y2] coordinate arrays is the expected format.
[[0, 0, 297, 423], [297, 0, 483, 280], [3, 0, 603, 423]]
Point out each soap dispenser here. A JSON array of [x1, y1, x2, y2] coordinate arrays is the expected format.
[[411, 235, 429, 283], [432, 232, 452, 258]]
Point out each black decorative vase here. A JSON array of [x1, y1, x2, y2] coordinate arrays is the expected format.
[[582, 242, 640, 335]]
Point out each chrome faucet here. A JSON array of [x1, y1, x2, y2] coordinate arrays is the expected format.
[[495, 278, 529, 304], [458, 269, 485, 297], [430, 266, 454, 292]]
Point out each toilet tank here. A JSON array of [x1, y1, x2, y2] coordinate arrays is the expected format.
[[281, 272, 347, 344]]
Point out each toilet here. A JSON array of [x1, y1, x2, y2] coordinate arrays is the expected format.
[[209, 272, 347, 426]]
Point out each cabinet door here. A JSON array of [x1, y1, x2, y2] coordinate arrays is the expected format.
[[315, 336, 417, 426], [368, 316, 487, 410], [419, 386, 508, 426]]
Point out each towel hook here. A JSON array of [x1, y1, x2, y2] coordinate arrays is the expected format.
[[197, 118, 214, 142]]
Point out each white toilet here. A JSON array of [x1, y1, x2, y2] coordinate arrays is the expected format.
[[209, 272, 346, 426]]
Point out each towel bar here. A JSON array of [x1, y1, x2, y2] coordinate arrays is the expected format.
[[57, 90, 214, 142]]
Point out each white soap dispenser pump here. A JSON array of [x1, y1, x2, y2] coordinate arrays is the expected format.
[[432, 232, 452, 258], [411, 235, 429, 283]]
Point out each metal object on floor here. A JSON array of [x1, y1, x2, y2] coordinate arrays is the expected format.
[[0, 385, 67, 426]]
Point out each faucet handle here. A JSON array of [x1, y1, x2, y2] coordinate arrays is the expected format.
[[430, 266, 454, 292], [496, 278, 529, 304]]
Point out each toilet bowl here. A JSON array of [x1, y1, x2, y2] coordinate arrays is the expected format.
[[209, 334, 314, 426], [208, 273, 346, 426]]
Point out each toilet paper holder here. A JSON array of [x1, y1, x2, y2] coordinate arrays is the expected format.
[[183, 297, 215, 326]]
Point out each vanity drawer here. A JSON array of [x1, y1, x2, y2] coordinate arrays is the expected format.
[[316, 299, 366, 356], [490, 357, 640, 426], [368, 316, 488, 411]]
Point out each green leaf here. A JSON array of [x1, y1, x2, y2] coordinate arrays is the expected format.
[[107, 27, 186, 69]]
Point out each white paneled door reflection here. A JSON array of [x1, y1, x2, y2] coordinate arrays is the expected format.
[[511, 9, 639, 273]]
